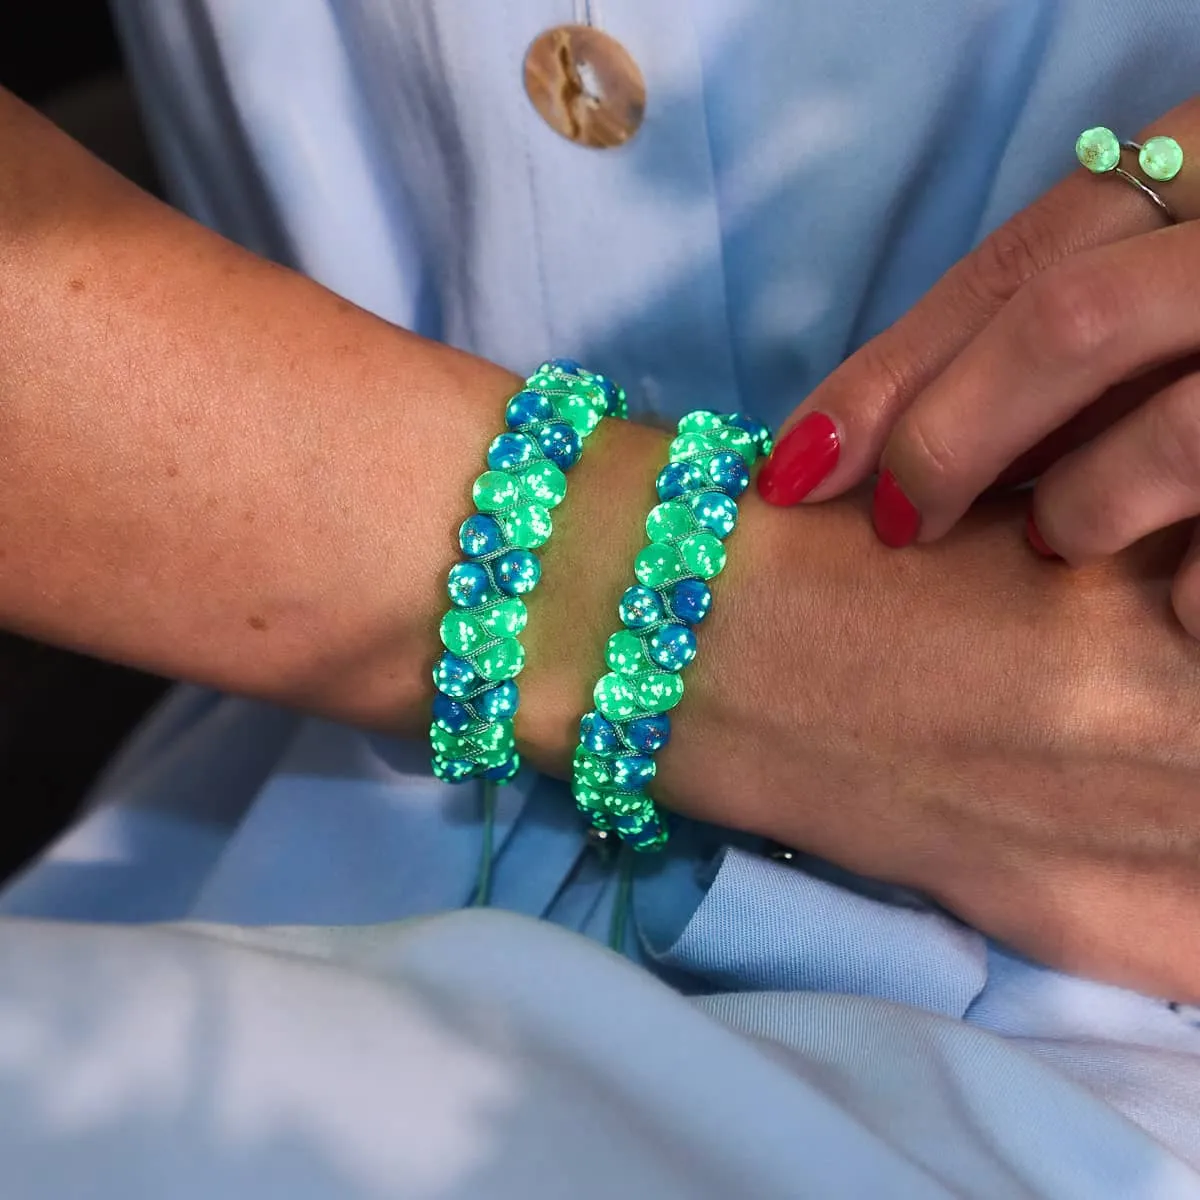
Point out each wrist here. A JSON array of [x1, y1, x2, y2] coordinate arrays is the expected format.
[[515, 417, 834, 848], [516, 418, 672, 775]]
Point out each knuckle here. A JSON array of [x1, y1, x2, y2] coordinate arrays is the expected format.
[[836, 336, 918, 430], [964, 216, 1057, 309], [1172, 565, 1200, 641], [893, 410, 964, 492], [1062, 488, 1133, 556], [1149, 385, 1200, 490], [1016, 265, 1126, 367]]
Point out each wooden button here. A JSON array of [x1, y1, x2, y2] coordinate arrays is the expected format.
[[523, 25, 645, 149]]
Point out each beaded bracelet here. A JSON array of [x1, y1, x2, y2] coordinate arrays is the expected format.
[[571, 410, 772, 849], [431, 360, 627, 784]]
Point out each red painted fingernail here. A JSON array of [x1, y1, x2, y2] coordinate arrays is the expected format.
[[757, 412, 840, 505], [872, 470, 921, 548], [1026, 512, 1060, 559]]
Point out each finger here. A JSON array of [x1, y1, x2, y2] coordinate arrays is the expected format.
[[1172, 522, 1200, 640], [875, 219, 1200, 546], [993, 357, 1200, 490], [758, 97, 1200, 508], [1032, 370, 1200, 563]]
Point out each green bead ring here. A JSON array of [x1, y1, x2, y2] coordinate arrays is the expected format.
[[571, 410, 772, 850], [1075, 125, 1183, 223], [430, 360, 627, 784]]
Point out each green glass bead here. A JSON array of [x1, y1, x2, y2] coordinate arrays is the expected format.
[[668, 432, 715, 463], [572, 779, 609, 817], [634, 544, 685, 588], [430, 725, 471, 759], [474, 739, 514, 770], [573, 747, 613, 789], [500, 502, 553, 549], [1139, 135, 1183, 182], [595, 672, 639, 721], [433, 755, 479, 783], [593, 786, 650, 819], [611, 796, 657, 826], [1076, 126, 1120, 174], [572, 778, 599, 805], [439, 611, 484, 657], [676, 410, 724, 435], [476, 637, 526, 682], [469, 720, 515, 756], [473, 470, 520, 512], [477, 596, 528, 638], [634, 670, 685, 713], [606, 629, 649, 676], [679, 532, 727, 580], [553, 389, 605, 437], [645, 500, 695, 544], [710, 424, 757, 465], [518, 461, 568, 508]]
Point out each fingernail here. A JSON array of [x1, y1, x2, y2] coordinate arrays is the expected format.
[[757, 412, 840, 505], [1026, 512, 1060, 559], [872, 470, 921, 548]]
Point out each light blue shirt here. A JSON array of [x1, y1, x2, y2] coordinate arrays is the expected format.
[[3, 0, 1200, 1192]]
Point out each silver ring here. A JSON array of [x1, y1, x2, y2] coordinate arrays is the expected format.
[[1115, 141, 1178, 224]]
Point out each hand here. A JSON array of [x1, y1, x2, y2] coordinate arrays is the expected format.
[[527, 441, 1200, 1003], [757, 95, 1200, 638], [667, 492, 1200, 1003]]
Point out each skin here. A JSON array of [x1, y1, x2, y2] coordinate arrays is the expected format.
[[3, 90, 1200, 998], [768, 96, 1200, 636]]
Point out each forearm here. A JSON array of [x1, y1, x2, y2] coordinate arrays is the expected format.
[[0, 89, 730, 767], [0, 89, 525, 729]]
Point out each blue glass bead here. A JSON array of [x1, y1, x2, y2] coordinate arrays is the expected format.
[[624, 816, 669, 851], [432, 692, 474, 734], [548, 357, 582, 375], [536, 421, 583, 469], [505, 390, 554, 429], [647, 623, 697, 671], [625, 714, 671, 754], [669, 578, 712, 625], [493, 548, 541, 595], [487, 432, 537, 472], [619, 585, 666, 630], [598, 376, 623, 414], [580, 710, 620, 754], [656, 460, 706, 502], [458, 514, 505, 558], [613, 811, 648, 836], [689, 490, 738, 539], [611, 754, 656, 790], [432, 652, 477, 699], [476, 680, 519, 721], [486, 754, 521, 783], [447, 562, 492, 609], [707, 451, 750, 496], [727, 413, 773, 454], [433, 756, 479, 783]]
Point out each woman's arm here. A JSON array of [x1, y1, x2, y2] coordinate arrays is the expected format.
[[3, 87, 1200, 998]]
